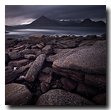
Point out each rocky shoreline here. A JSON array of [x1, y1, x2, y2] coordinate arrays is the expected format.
[[5, 33, 106, 105]]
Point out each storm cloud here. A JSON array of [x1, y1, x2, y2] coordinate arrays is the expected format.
[[5, 5, 106, 25]]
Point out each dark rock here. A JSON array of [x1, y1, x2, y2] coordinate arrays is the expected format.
[[85, 74, 106, 90], [42, 45, 52, 54], [77, 83, 100, 99], [60, 77, 77, 91], [5, 83, 33, 105], [85, 35, 97, 40], [92, 93, 106, 105], [8, 59, 29, 67], [9, 51, 22, 60], [5, 39, 18, 48], [40, 82, 49, 93], [36, 89, 95, 105], [31, 49, 42, 56], [5, 62, 33, 84], [38, 67, 53, 84], [25, 54, 46, 82]]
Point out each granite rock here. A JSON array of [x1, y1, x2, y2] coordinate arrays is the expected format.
[[36, 89, 95, 105], [25, 54, 46, 82]]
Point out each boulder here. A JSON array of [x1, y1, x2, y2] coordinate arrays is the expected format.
[[25, 54, 46, 82], [52, 40, 106, 75], [8, 59, 29, 67], [47, 47, 85, 63], [5, 83, 33, 105], [92, 93, 106, 105], [60, 77, 77, 91], [9, 51, 22, 60], [42, 45, 52, 54], [28, 34, 45, 44], [56, 40, 78, 49], [36, 89, 95, 105], [38, 67, 53, 84]]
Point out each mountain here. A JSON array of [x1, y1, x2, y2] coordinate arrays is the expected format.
[[80, 18, 106, 27], [29, 15, 61, 26]]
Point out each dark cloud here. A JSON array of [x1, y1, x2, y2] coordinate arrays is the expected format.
[[5, 5, 106, 25]]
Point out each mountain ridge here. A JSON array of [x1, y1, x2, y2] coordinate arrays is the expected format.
[[28, 16, 106, 27]]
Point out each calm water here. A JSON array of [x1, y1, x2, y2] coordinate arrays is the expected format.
[[5, 26, 106, 40]]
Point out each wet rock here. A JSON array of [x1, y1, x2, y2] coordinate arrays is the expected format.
[[5, 83, 33, 105], [31, 45, 38, 49], [36, 89, 95, 105], [25, 54, 46, 82]]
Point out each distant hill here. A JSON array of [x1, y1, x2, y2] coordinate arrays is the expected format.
[[28, 16, 106, 27], [28, 15, 61, 26], [80, 18, 106, 27]]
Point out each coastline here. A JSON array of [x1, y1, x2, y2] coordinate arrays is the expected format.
[[5, 33, 106, 105]]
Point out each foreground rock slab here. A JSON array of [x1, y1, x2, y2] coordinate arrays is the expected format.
[[25, 54, 46, 82], [36, 89, 95, 105], [5, 83, 33, 105], [53, 40, 106, 75]]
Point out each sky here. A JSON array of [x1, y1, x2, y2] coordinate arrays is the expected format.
[[5, 5, 106, 26]]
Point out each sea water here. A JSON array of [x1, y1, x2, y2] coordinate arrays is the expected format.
[[5, 26, 106, 40]]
